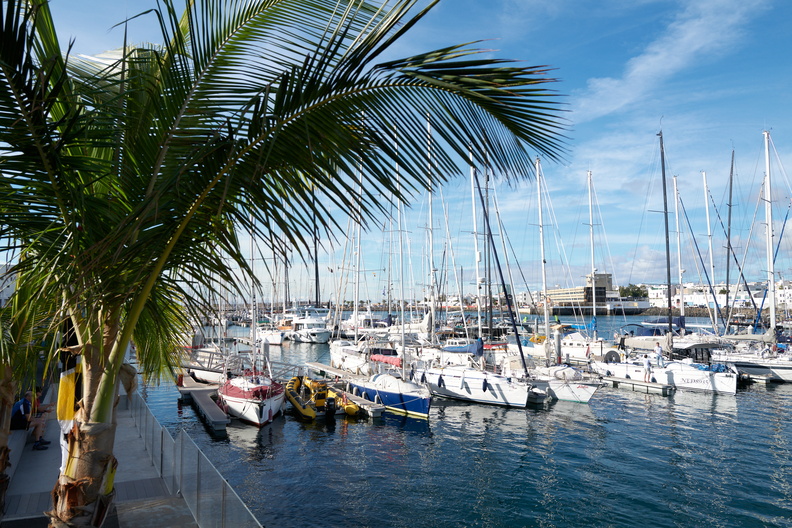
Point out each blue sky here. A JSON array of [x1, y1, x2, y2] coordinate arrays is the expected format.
[[50, 0, 792, 304]]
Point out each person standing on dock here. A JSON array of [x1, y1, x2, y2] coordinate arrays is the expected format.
[[654, 342, 665, 368], [643, 355, 652, 383]]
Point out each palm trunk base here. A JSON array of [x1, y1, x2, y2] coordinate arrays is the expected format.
[[46, 422, 118, 528]]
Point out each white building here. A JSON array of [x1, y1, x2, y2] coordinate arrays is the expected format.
[[0, 264, 14, 308]]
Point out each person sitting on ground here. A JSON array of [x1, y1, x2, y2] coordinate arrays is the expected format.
[[34, 386, 55, 415], [10, 391, 51, 451]]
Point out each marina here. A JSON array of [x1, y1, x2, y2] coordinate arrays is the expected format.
[[145, 318, 792, 527], [146, 333, 792, 528]]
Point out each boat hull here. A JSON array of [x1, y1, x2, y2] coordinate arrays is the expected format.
[[591, 360, 738, 394], [218, 376, 286, 426], [349, 374, 432, 417], [289, 329, 332, 344], [414, 365, 546, 407], [547, 379, 601, 403], [329, 341, 371, 375]]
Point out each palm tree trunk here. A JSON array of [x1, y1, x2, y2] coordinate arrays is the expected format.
[[48, 418, 118, 527], [47, 319, 123, 528], [0, 364, 15, 513]]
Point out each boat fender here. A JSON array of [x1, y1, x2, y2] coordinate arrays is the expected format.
[[420, 372, 427, 384], [409, 368, 415, 381], [482, 379, 489, 393], [438, 375, 445, 388], [605, 370, 612, 377]]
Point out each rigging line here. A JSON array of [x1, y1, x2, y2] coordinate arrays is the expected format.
[[627, 138, 661, 286], [473, 166, 528, 377], [768, 133, 792, 197], [591, 176, 628, 324], [540, 170, 575, 289], [752, 199, 792, 331], [503, 222, 537, 308], [491, 184, 520, 317], [438, 186, 470, 337], [678, 196, 724, 332], [706, 173, 762, 324]]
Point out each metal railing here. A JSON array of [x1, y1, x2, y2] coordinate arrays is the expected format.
[[127, 391, 261, 528]]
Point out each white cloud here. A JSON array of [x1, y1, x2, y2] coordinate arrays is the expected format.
[[572, 0, 770, 124]]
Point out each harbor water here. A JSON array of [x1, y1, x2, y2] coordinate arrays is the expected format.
[[140, 316, 792, 528]]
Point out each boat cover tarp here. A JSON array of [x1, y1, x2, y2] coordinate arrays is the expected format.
[[371, 354, 402, 368]]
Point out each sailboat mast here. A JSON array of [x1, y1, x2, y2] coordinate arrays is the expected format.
[[250, 212, 257, 348], [659, 131, 673, 337], [702, 171, 718, 333], [473, 168, 529, 377], [395, 130, 406, 378], [725, 151, 734, 325], [536, 158, 551, 347], [353, 163, 362, 342], [587, 170, 597, 340], [470, 148, 484, 337], [673, 175, 685, 321], [313, 190, 320, 308], [764, 130, 777, 333], [426, 117, 437, 342]]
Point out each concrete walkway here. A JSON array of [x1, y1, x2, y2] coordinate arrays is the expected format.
[[1, 392, 197, 527]]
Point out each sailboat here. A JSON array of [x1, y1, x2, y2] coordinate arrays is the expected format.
[[217, 222, 286, 426], [346, 142, 433, 417], [521, 160, 602, 403], [412, 152, 550, 407], [709, 131, 792, 382], [217, 363, 286, 426], [589, 131, 739, 394]]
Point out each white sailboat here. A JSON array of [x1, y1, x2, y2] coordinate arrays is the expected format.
[[709, 131, 792, 382], [589, 131, 739, 395], [412, 151, 550, 407], [218, 220, 285, 426], [347, 160, 433, 417]]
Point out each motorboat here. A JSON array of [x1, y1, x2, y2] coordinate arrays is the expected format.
[[285, 376, 359, 420], [256, 323, 284, 346], [287, 307, 332, 344]]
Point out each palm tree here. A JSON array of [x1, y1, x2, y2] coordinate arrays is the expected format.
[[0, 0, 566, 525]]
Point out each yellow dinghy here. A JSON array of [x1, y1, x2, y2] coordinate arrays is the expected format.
[[286, 376, 360, 420], [327, 387, 361, 417], [286, 376, 317, 420]]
